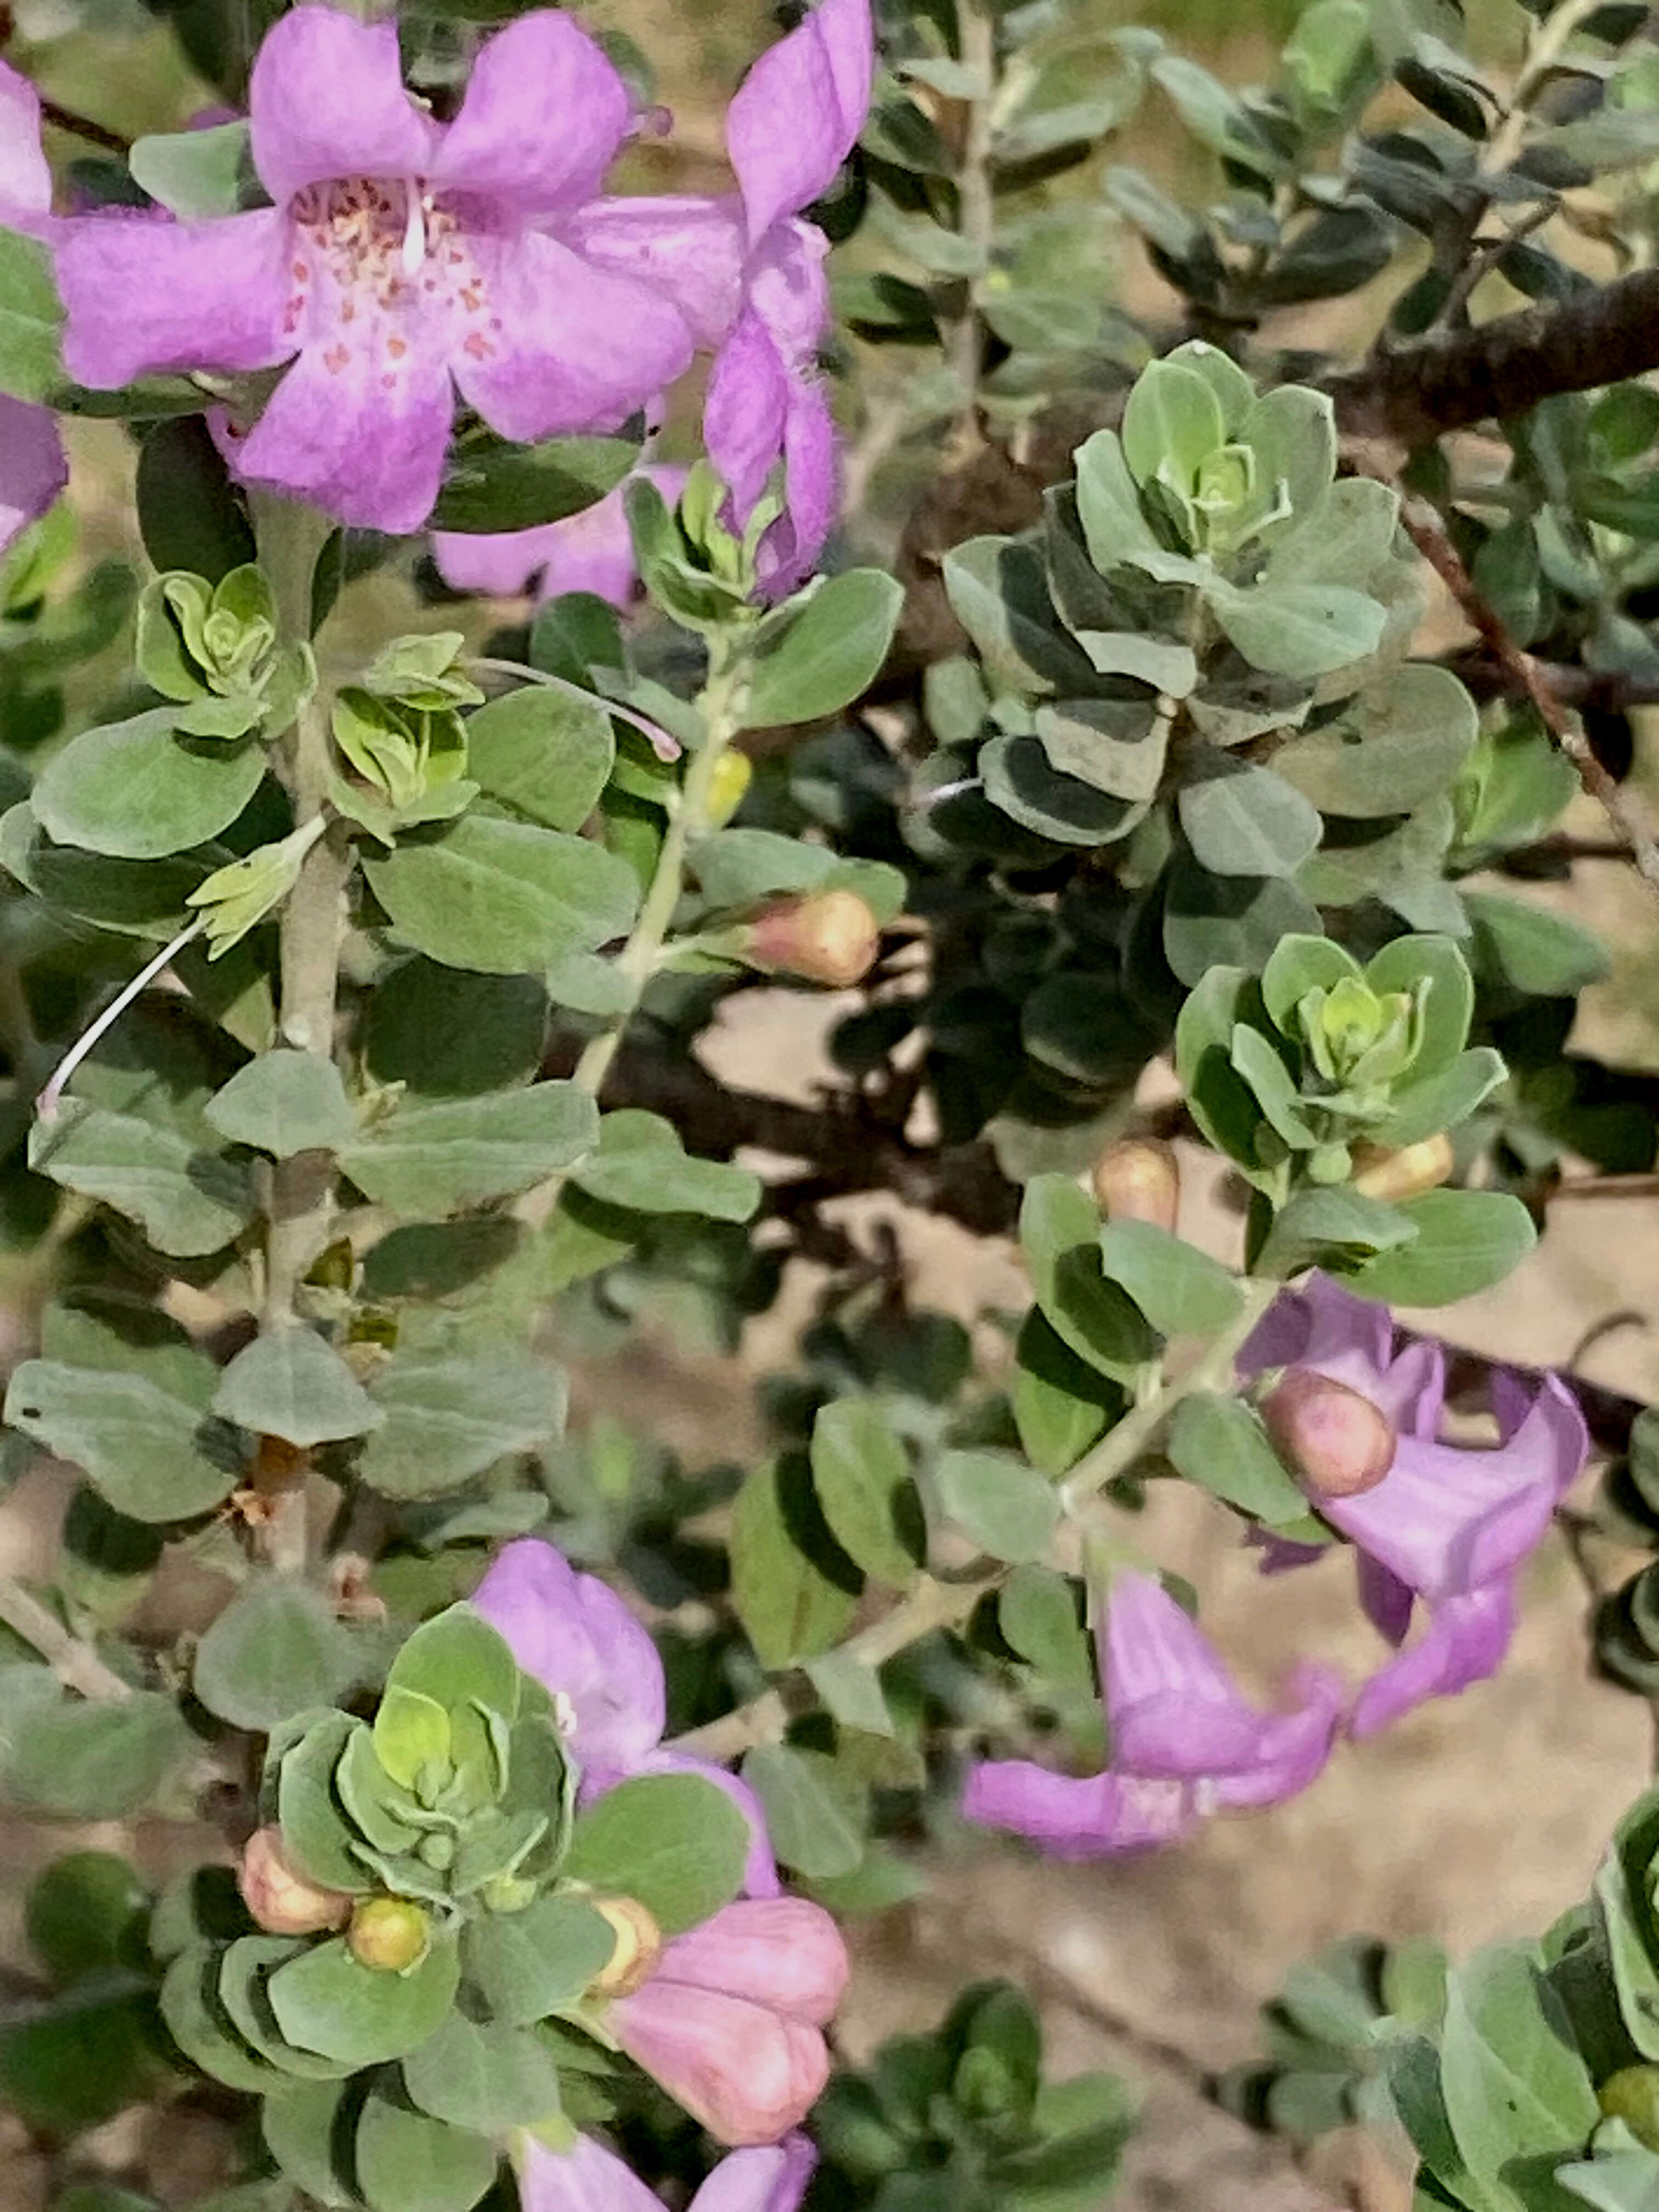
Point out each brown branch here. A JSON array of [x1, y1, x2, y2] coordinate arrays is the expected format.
[[1442, 648, 1659, 714], [38, 96, 129, 156]]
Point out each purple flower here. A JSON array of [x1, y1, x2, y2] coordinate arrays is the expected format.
[[471, 1537, 779, 1895], [1240, 1275, 1588, 1737], [55, 8, 696, 534], [0, 62, 67, 555], [522, 2130, 815, 2212], [963, 1570, 1342, 1857], [432, 462, 689, 608], [574, 0, 873, 595]]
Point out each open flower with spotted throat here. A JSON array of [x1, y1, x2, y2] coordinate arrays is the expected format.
[[55, 7, 696, 534], [0, 61, 69, 555]]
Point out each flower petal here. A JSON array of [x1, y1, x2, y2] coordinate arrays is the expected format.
[[705, 308, 789, 522], [519, 2135, 659, 2212], [567, 195, 747, 350], [0, 61, 52, 226], [1209, 1663, 1342, 1807], [1357, 1550, 1414, 1646], [454, 230, 692, 442], [1349, 1581, 1515, 1739], [961, 1758, 1196, 1857], [648, 1900, 847, 2024], [250, 8, 436, 206], [433, 12, 631, 213], [727, 0, 874, 243], [0, 397, 66, 552], [472, 1537, 666, 1770], [755, 371, 837, 597], [57, 208, 291, 388], [612, 1984, 830, 2146], [431, 521, 562, 600], [692, 2137, 817, 2212], [233, 335, 452, 534]]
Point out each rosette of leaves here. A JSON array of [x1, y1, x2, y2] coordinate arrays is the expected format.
[[329, 632, 483, 844], [927, 343, 1481, 990], [136, 565, 315, 740], [813, 1980, 1136, 2212], [161, 1602, 752, 2212]]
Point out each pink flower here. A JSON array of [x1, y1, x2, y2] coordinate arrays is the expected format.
[[610, 1898, 848, 2146], [55, 8, 696, 534], [432, 463, 689, 608], [0, 63, 67, 554], [522, 2131, 815, 2212], [963, 1570, 1342, 1856]]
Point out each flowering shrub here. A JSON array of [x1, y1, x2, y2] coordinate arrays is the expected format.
[[6, 0, 1659, 2205]]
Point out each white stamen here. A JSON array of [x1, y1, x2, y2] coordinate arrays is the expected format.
[[551, 1690, 579, 1740], [36, 919, 206, 1125], [400, 179, 427, 279]]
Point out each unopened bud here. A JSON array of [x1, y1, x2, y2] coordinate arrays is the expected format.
[[1262, 1369, 1396, 1499], [1091, 1138, 1180, 1230], [589, 1894, 664, 1998], [746, 889, 881, 988], [347, 1897, 430, 1973], [703, 749, 752, 831], [1351, 1133, 1455, 1203], [237, 1826, 352, 1937], [1600, 2066, 1659, 2152]]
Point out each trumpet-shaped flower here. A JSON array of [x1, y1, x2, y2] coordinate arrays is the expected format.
[[963, 1570, 1342, 1856], [471, 1537, 779, 1895], [432, 462, 688, 608], [55, 8, 696, 534], [522, 2130, 815, 2212], [1240, 1274, 1588, 1737], [0, 63, 67, 555], [610, 1899, 848, 2146]]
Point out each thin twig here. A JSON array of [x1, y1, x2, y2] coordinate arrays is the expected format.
[[38, 95, 129, 155], [0, 1576, 132, 1700]]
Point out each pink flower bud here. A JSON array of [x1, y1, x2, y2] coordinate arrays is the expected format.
[[237, 1826, 351, 1936], [1262, 1368, 1397, 1500], [746, 889, 881, 988], [1351, 1134, 1455, 1202], [347, 1897, 430, 1973], [590, 1895, 664, 1998], [1090, 1138, 1180, 1229]]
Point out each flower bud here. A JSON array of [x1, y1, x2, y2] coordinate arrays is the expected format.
[[746, 889, 881, 989], [237, 1826, 351, 1937], [1090, 1138, 1179, 1230], [347, 1897, 430, 1973], [1600, 2065, 1659, 2152], [589, 1894, 664, 1998], [1351, 1133, 1455, 1203], [703, 749, 753, 831], [1262, 1369, 1396, 1500]]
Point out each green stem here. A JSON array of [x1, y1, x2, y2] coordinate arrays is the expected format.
[[672, 1279, 1280, 1762], [0, 1576, 132, 1700], [947, 0, 997, 450]]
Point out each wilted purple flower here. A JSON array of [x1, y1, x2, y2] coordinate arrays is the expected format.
[[574, 0, 873, 595], [0, 62, 67, 555], [432, 462, 689, 608], [963, 1570, 1342, 1856], [522, 2130, 815, 2212], [55, 8, 695, 534], [1241, 1274, 1588, 1737], [472, 1537, 778, 1895]]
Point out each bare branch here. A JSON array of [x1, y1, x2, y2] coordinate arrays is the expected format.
[[0, 1576, 133, 1701]]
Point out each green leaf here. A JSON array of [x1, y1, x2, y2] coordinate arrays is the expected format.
[[278, 1712, 374, 1894], [1073, 428, 1165, 576], [0, 1982, 159, 2133], [193, 1576, 357, 1730], [1464, 890, 1610, 998], [0, 225, 63, 403], [741, 570, 905, 728], [464, 689, 614, 832], [384, 1602, 521, 1723], [431, 428, 639, 533], [1438, 1943, 1599, 2212], [263, 2078, 358, 2207], [33, 712, 266, 860], [805, 1651, 896, 1737], [560, 1773, 748, 1935], [212, 1326, 383, 1448], [1381, 1047, 1507, 1148], [358, 1355, 567, 1499], [1256, 1187, 1417, 1279], [1020, 1175, 1161, 1383], [205, 1051, 357, 1156], [1178, 755, 1323, 878], [742, 1743, 866, 1879], [1166, 1394, 1311, 1525], [1274, 665, 1477, 817], [341, 1084, 598, 1214], [128, 120, 252, 217], [1163, 850, 1322, 988], [810, 1397, 924, 1587], [161, 1943, 283, 2095], [980, 730, 1148, 848], [5, 1692, 192, 1818], [460, 1894, 614, 2026], [1121, 359, 1225, 495], [1238, 386, 1339, 533], [1000, 1565, 1094, 1688], [933, 1448, 1059, 1563], [1011, 1310, 1121, 1476], [219, 1936, 356, 2081], [365, 961, 548, 1099], [26, 1851, 150, 1987], [363, 817, 639, 975], [1207, 579, 1386, 679], [400, 2011, 563, 2130], [1031, 697, 1169, 802], [266, 1934, 460, 2066], [355, 2087, 498, 2212], [941, 537, 1098, 696], [4, 1325, 239, 1523], [1260, 936, 1364, 1034], [136, 416, 257, 583], [730, 1455, 862, 1668], [1344, 1190, 1536, 1306], [30, 1100, 252, 1258], [566, 1108, 760, 1221], [1097, 1220, 1244, 1335], [1365, 934, 1474, 1081]]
